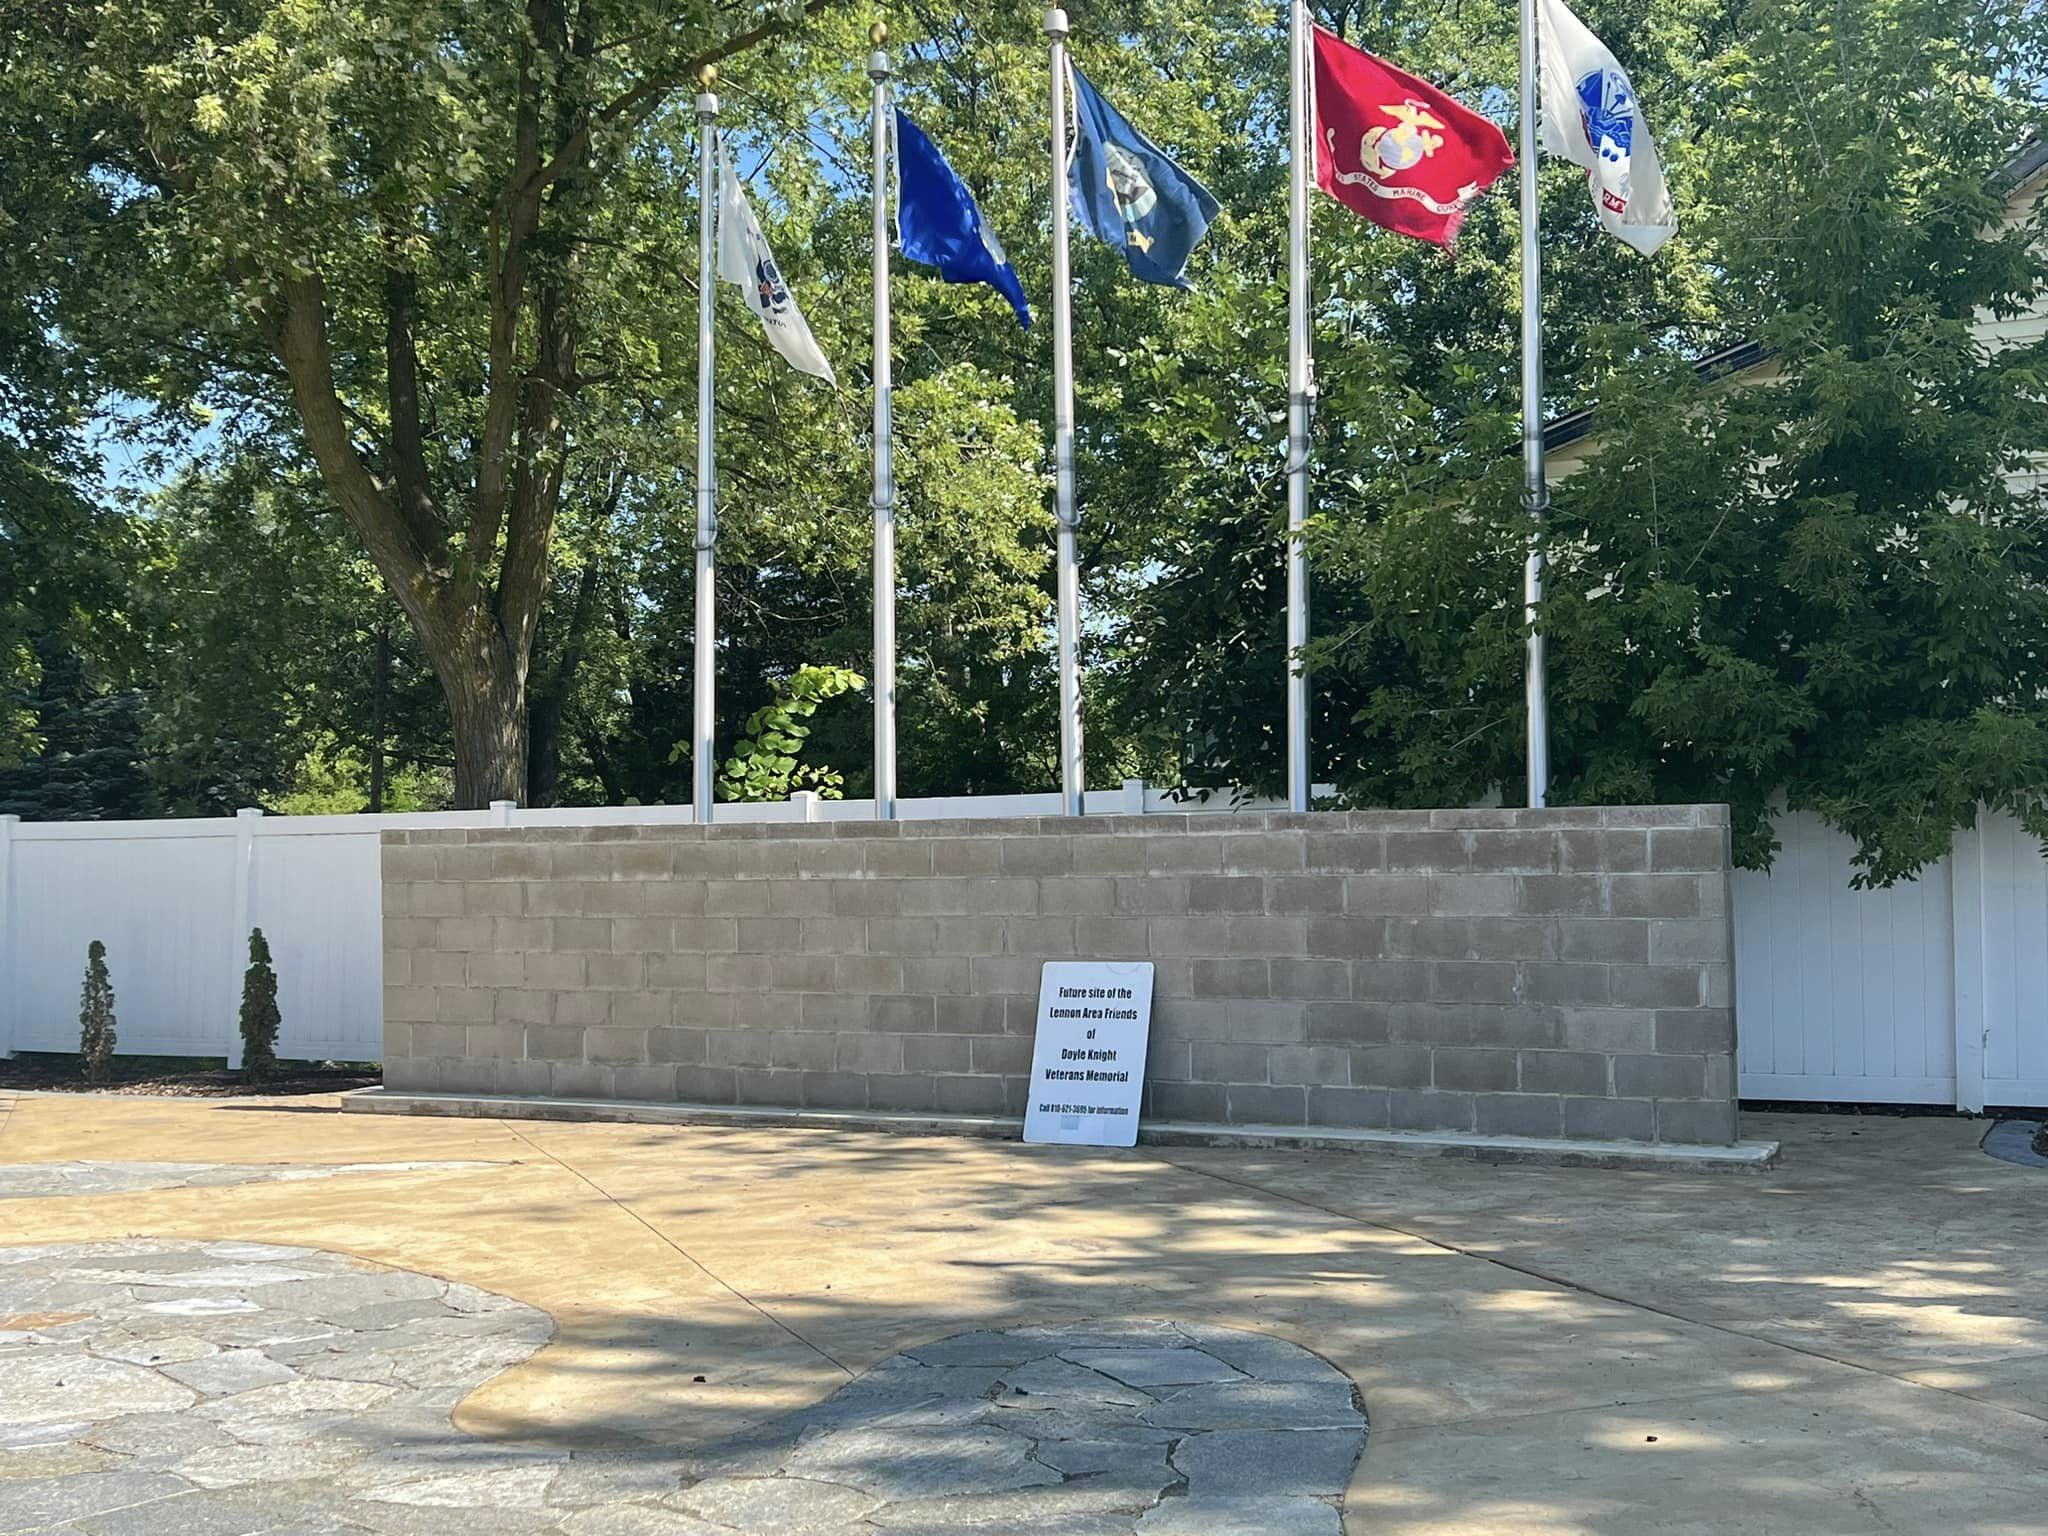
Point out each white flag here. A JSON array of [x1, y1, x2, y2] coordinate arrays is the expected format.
[[1538, 0, 1676, 256], [716, 150, 836, 383]]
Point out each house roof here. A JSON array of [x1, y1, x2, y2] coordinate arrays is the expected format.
[[1539, 139, 2043, 454], [1542, 339, 1773, 451], [1998, 136, 2048, 192]]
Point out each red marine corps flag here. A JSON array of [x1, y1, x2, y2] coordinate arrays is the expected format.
[[1276, 8, 1518, 807], [1311, 26, 1513, 247]]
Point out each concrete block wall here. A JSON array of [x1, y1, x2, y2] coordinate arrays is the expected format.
[[380, 806, 1739, 1144]]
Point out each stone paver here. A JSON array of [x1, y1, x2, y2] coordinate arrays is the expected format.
[[1062, 1348, 1244, 1389], [0, 1240, 1361, 1534], [1982, 1118, 2047, 1168]]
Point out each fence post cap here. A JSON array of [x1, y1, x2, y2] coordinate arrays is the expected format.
[[235, 806, 264, 820]]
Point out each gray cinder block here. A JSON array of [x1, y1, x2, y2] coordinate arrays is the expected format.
[[381, 807, 1739, 1144]]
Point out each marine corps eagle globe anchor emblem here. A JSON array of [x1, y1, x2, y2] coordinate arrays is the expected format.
[[1358, 99, 1447, 177], [1324, 96, 1484, 225]]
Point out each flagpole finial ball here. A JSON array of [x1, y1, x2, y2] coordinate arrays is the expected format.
[[870, 21, 887, 45], [699, 64, 717, 89]]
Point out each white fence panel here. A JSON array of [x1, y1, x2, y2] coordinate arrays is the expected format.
[[5, 822, 241, 1058], [1734, 813, 1957, 1104], [1736, 810, 2048, 1109], [250, 827, 387, 1063], [1960, 810, 2048, 1109]]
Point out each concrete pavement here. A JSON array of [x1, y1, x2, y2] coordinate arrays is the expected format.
[[0, 1092, 2040, 1533]]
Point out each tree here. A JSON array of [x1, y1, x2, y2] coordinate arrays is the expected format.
[[1307, 0, 2048, 880], [78, 940, 117, 1083], [7, 0, 2043, 888], [0, 445, 93, 768], [136, 453, 451, 815], [5, 0, 845, 807], [0, 207, 140, 774], [239, 928, 281, 1081], [0, 641, 159, 821]]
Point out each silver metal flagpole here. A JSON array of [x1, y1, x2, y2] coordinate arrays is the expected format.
[[1519, 0, 1550, 807], [693, 68, 720, 825], [1046, 7, 1084, 818], [1285, 0, 1312, 813], [869, 25, 898, 821]]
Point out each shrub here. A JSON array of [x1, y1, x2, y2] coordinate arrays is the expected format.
[[78, 940, 117, 1082], [239, 927, 281, 1081]]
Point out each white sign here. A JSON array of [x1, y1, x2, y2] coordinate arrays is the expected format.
[[1023, 961, 1156, 1147]]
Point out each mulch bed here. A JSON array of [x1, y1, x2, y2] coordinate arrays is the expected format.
[[0, 1053, 378, 1097]]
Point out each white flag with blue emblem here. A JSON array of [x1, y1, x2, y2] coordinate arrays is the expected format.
[[1538, 0, 1676, 255], [716, 150, 836, 383]]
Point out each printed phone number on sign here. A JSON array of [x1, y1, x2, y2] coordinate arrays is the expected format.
[[1035, 1103, 1132, 1117]]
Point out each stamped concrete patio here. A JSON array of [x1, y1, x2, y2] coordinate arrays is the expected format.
[[0, 1090, 2041, 1534]]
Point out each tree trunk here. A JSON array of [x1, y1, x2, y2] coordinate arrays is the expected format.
[[527, 548, 605, 808], [527, 709, 562, 808], [582, 713, 625, 805], [259, 10, 833, 814], [438, 624, 529, 808]]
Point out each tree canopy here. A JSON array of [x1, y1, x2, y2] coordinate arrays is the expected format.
[[2, 0, 2044, 882]]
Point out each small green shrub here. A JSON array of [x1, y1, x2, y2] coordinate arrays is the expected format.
[[78, 940, 117, 1083], [239, 927, 281, 1081]]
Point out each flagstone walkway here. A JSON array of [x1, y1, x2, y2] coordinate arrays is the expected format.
[[1, 1240, 1361, 1535]]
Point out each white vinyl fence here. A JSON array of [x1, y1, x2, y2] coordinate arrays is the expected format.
[[1734, 810, 2048, 1110], [4, 794, 2045, 1108]]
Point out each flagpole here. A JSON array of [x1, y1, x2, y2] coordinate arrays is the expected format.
[[1519, 0, 1550, 807], [869, 25, 898, 821], [1285, 0, 1312, 813], [693, 69, 720, 825], [1046, 7, 1083, 818]]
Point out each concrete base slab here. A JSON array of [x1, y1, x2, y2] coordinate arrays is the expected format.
[[339, 1087, 1780, 1172], [1, 1095, 2040, 1533]]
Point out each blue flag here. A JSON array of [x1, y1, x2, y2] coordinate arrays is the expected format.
[[894, 109, 1031, 330], [1067, 65, 1219, 288]]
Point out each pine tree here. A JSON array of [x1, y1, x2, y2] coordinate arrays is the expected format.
[[0, 643, 160, 821], [239, 927, 280, 1081], [78, 939, 116, 1083]]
